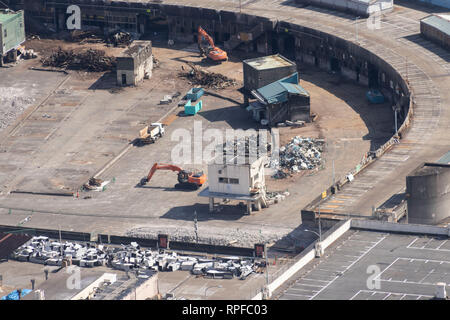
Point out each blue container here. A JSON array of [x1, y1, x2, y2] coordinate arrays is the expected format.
[[186, 87, 204, 101], [184, 100, 203, 115], [366, 89, 385, 104]]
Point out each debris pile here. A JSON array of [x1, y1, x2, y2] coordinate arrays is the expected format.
[[179, 63, 237, 89], [219, 134, 271, 158], [67, 30, 104, 44], [82, 177, 106, 191], [12, 237, 264, 280], [41, 47, 116, 72], [269, 136, 324, 178], [108, 31, 132, 47], [265, 191, 290, 205]]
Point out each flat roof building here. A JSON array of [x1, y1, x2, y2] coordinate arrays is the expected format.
[[117, 40, 153, 86], [421, 14, 450, 51], [243, 54, 297, 92]]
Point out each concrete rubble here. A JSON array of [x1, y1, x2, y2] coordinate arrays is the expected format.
[[12, 236, 266, 280], [269, 136, 324, 178]]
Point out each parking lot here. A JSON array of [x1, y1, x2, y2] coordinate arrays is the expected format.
[[276, 230, 450, 300]]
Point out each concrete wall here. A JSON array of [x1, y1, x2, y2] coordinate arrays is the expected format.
[[406, 165, 450, 225], [253, 220, 351, 299], [421, 19, 450, 51], [351, 219, 450, 237], [208, 157, 265, 196], [117, 53, 153, 86]]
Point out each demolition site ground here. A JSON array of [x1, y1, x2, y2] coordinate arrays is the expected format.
[[0, 38, 394, 250]]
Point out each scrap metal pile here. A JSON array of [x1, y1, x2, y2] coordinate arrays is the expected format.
[[41, 47, 116, 72], [219, 134, 271, 158], [67, 29, 132, 47], [67, 30, 104, 44], [179, 63, 237, 89], [107, 31, 132, 47], [269, 136, 324, 178], [12, 237, 264, 280]]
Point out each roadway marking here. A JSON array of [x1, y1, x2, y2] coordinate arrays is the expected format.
[[350, 290, 432, 300], [307, 235, 387, 300]]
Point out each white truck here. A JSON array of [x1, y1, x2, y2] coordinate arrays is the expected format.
[[137, 122, 165, 145]]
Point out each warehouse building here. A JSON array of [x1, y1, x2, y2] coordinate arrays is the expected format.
[[116, 40, 153, 86], [0, 9, 25, 66], [250, 72, 310, 126], [294, 0, 393, 17], [420, 14, 450, 51]]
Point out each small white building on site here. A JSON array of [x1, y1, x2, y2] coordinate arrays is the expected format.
[[208, 155, 266, 196], [199, 153, 267, 215], [116, 40, 153, 86]]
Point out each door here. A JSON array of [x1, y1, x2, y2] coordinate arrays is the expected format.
[[121, 74, 127, 85]]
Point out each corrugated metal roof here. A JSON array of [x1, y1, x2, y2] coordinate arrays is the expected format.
[[437, 151, 450, 164], [421, 14, 450, 36], [0, 10, 19, 24], [254, 72, 309, 104]]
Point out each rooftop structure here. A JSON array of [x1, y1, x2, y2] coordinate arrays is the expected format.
[[250, 73, 311, 125], [421, 14, 450, 50], [243, 54, 297, 92]]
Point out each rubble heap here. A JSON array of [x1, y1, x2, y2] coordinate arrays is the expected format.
[[108, 31, 132, 47], [41, 47, 116, 72], [269, 136, 324, 178], [12, 236, 264, 280], [220, 134, 271, 158], [179, 63, 237, 89], [67, 30, 104, 44]]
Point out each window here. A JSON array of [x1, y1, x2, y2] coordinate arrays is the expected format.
[[229, 178, 239, 184], [219, 177, 228, 184], [4, 29, 7, 38]]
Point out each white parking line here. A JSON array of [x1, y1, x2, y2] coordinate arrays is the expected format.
[[308, 235, 387, 300], [350, 290, 433, 300]]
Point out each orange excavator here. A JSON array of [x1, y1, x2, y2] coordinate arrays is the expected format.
[[140, 163, 207, 190], [197, 26, 228, 63]]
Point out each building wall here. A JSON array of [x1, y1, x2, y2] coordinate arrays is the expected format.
[[208, 157, 265, 196], [421, 20, 450, 51], [243, 61, 297, 92], [117, 48, 153, 86], [406, 166, 450, 225]]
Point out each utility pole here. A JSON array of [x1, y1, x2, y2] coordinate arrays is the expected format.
[[355, 17, 360, 43], [318, 201, 322, 242], [194, 211, 198, 244]]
